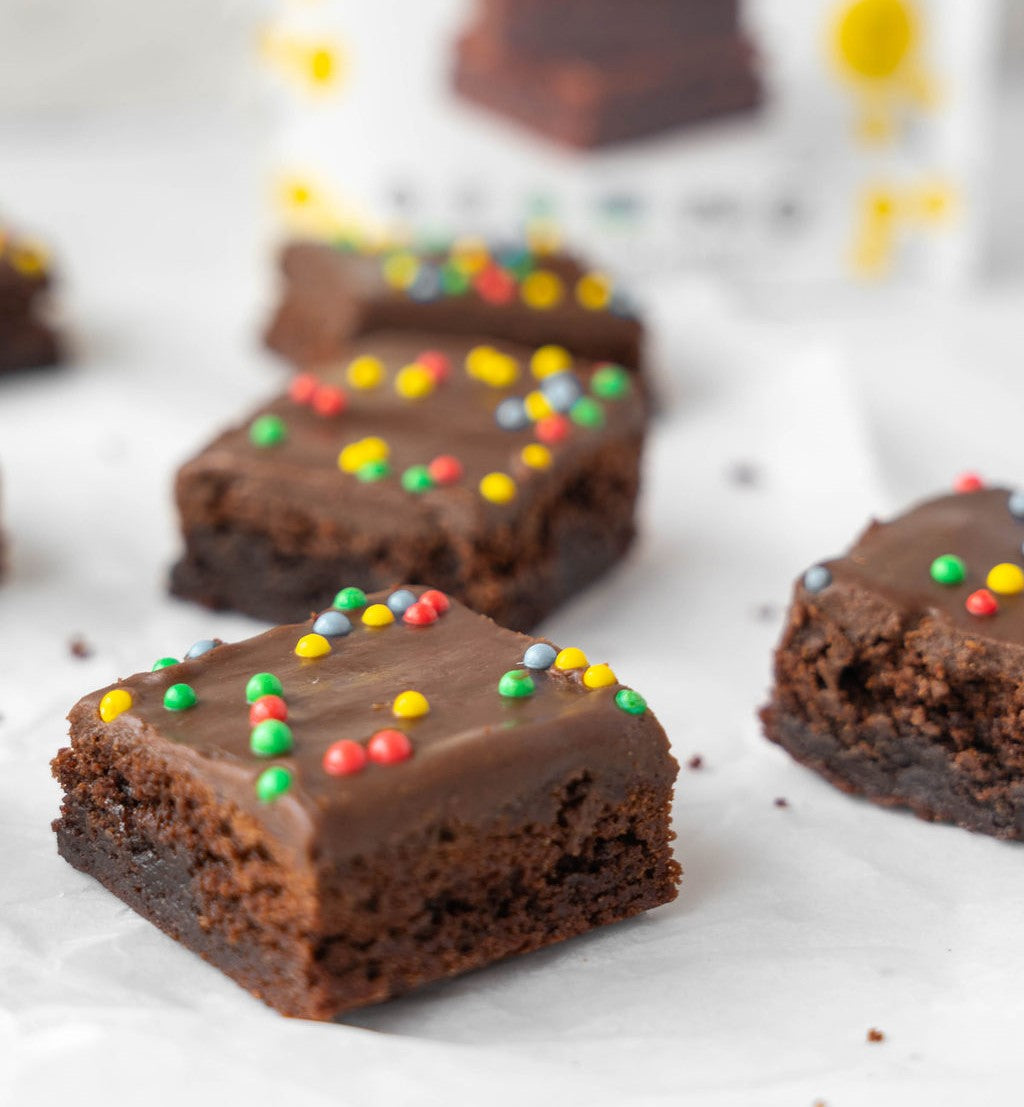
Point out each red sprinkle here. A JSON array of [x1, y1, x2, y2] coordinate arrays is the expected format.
[[417, 350, 451, 383], [954, 471, 984, 493], [536, 414, 571, 444], [966, 588, 998, 616], [403, 601, 439, 627], [419, 589, 450, 614], [312, 384, 347, 417], [289, 373, 319, 405], [322, 739, 367, 776], [474, 264, 517, 305], [249, 694, 288, 726], [428, 455, 463, 485], [367, 729, 412, 765]]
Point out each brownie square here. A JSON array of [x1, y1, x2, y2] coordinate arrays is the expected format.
[[52, 587, 680, 1019], [171, 331, 644, 630], [264, 241, 644, 372], [762, 486, 1024, 840], [0, 229, 62, 374]]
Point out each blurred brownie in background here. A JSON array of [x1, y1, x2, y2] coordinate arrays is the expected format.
[[0, 226, 62, 373]]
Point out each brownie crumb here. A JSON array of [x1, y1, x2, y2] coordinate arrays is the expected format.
[[68, 637, 93, 660], [774, 797, 789, 808], [686, 755, 704, 771], [867, 1028, 885, 1043], [727, 461, 760, 488]]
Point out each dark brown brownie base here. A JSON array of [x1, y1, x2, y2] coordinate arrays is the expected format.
[[170, 435, 641, 632], [54, 720, 679, 1020], [0, 317, 61, 373], [761, 592, 1024, 840]]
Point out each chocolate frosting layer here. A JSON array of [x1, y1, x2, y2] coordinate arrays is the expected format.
[[70, 588, 674, 865], [812, 488, 1024, 646]]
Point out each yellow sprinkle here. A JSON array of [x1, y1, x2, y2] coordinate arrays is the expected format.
[[554, 647, 588, 671], [465, 345, 498, 380], [9, 245, 47, 277], [575, 271, 612, 311], [382, 251, 420, 290], [362, 603, 395, 627], [521, 444, 552, 470], [295, 633, 331, 659], [479, 472, 517, 505], [393, 689, 429, 718], [479, 353, 519, 389], [99, 688, 133, 723], [523, 390, 553, 422], [583, 663, 617, 689], [346, 355, 385, 390], [308, 46, 336, 85], [339, 436, 389, 473], [395, 363, 435, 400], [530, 345, 572, 379], [987, 563, 1024, 595], [449, 236, 490, 275], [521, 270, 564, 310]]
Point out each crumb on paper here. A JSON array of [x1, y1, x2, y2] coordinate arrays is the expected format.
[[687, 755, 704, 770], [69, 636, 93, 659], [727, 460, 760, 488], [774, 797, 789, 808], [867, 1028, 885, 1043], [752, 603, 778, 623]]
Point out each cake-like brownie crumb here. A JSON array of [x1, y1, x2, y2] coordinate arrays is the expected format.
[[687, 755, 704, 771], [773, 797, 789, 808], [867, 1028, 885, 1043], [68, 636, 93, 659]]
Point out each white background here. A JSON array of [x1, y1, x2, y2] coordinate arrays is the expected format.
[[3, 4, 1024, 1106]]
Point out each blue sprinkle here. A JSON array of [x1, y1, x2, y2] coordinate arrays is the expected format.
[[312, 610, 352, 638], [523, 643, 558, 670], [541, 371, 584, 413], [1009, 490, 1024, 520], [803, 565, 832, 594], [609, 290, 637, 319], [495, 397, 530, 432], [408, 264, 442, 303], [386, 589, 418, 615], [185, 639, 219, 659]]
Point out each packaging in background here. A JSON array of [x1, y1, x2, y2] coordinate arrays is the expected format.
[[261, 0, 1002, 287]]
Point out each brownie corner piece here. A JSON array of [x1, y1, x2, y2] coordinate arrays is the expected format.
[[52, 587, 680, 1019], [0, 229, 62, 374], [762, 486, 1024, 840]]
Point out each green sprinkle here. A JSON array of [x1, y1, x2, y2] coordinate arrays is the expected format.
[[333, 586, 367, 611], [163, 683, 197, 711], [498, 669, 536, 699], [256, 765, 293, 803], [930, 554, 966, 586], [570, 396, 605, 428], [250, 718, 293, 757], [591, 364, 631, 400], [151, 657, 179, 671], [249, 413, 287, 448], [615, 688, 647, 716], [246, 672, 283, 703], [356, 458, 391, 482], [440, 262, 470, 296], [401, 464, 435, 494]]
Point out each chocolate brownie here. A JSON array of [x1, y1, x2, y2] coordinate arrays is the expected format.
[[52, 587, 680, 1019], [0, 228, 61, 373], [762, 484, 1024, 840], [264, 241, 644, 372], [171, 331, 644, 630]]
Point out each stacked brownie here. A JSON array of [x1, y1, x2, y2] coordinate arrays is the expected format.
[[452, 0, 761, 149], [0, 226, 61, 373]]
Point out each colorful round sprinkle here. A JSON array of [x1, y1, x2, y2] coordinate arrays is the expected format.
[[151, 657, 179, 671], [249, 694, 288, 726], [393, 690, 429, 718], [954, 472, 984, 493], [803, 565, 832, 593], [530, 345, 572, 379], [339, 436, 389, 474], [401, 464, 435, 493], [185, 639, 218, 660], [495, 397, 530, 432], [466, 344, 498, 379], [386, 589, 418, 615], [362, 603, 395, 627], [521, 444, 553, 470], [322, 739, 367, 776], [498, 669, 535, 698], [474, 264, 517, 305], [930, 554, 966, 586], [99, 688, 132, 723], [288, 372, 318, 405], [535, 414, 570, 444], [395, 363, 435, 401], [356, 459, 390, 482], [367, 729, 413, 765], [428, 455, 463, 485], [555, 647, 588, 671], [163, 683, 197, 711], [256, 765, 293, 803], [249, 414, 286, 448], [541, 371, 584, 413], [295, 633, 331, 659], [312, 384, 347, 417], [251, 718, 293, 757], [480, 472, 517, 504], [987, 563, 1024, 595], [591, 364, 631, 400], [1008, 490, 1024, 520], [576, 271, 612, 311], [583, 664, 617, 689], [333, 586, 367, 611], [403, 601, 438, 627], [246, 672, 283, 703], [417, 350, 451, 383], [521, 269, 564, 309], [570, 396, 605, 428], [615, 689, 647, 716], [524, 390, 554, 422], [346, 355, 385, 391], [966, 589, 998, 616], [419, 589, 450, 614], [312, 610, 352, 637], [523, 643, 557, 670]]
